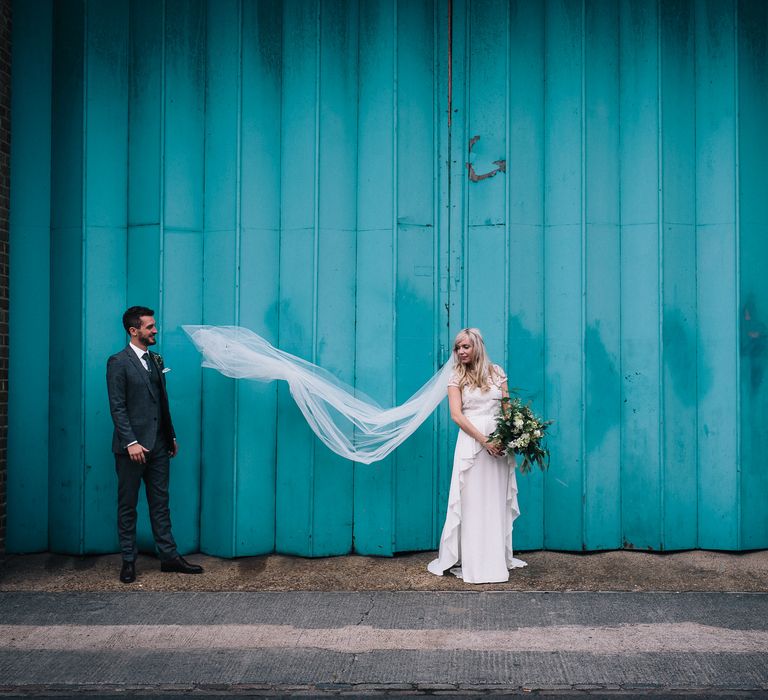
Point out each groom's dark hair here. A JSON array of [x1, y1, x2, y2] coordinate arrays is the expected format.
[[123, 306, 155, 333]]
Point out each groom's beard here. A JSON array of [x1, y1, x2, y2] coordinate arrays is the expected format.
[[138, 331, 157, 347]]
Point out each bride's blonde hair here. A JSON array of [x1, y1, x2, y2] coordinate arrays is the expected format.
[[452, 328, 500, 391]]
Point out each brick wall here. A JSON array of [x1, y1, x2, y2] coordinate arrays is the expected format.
[[0, 0, 11, 555]]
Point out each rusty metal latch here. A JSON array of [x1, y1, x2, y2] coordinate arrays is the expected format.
[[466, 135, 506, 182]]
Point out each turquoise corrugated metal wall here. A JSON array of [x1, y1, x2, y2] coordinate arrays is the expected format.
[[8, 0, 768, 556]]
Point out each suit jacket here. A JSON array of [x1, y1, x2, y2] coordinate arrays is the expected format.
[[106, 346, 176, 453]]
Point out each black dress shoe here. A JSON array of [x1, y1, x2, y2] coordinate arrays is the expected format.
[[120, 560, 136, 584], [160, 555, 204, 574]]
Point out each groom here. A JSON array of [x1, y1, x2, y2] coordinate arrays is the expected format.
[[106, 306, 203, 583]]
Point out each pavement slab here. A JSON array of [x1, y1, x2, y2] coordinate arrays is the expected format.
[[0, 591, 766, 696]]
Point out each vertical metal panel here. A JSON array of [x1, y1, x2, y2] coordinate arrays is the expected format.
[[82, 0, 129, 554], [619, 0, 662, 551], [200, 0, 240, 556], [7, 0, 52, 552], [738, 0, 768, 550], [507, 0, 545, 550], [276, 0, 320, 555], [660, 0, 698, 550], [445, 0, 467, 537], [48, 0, 86, 553], [543, 0, 584, 550], [311, 0, 358, 555], [161, 0, 206, 554], [353, 0, 397, 556], [235, 0, 282, 554], [434, 0, 452, 550], [584, 0, 621, 550], [695, 0, 739, 549], [127, 0, 165, 553], [394, 0, 439, 551]]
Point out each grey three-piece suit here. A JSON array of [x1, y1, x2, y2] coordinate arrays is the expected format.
[[106, 346, 179, 562]]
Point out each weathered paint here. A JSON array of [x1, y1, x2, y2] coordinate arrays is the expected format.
[[7, 0, 767, 555]]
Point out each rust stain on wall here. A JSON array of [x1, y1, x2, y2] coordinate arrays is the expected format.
[[466, 135, 506, 182]]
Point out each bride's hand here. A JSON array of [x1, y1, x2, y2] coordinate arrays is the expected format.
[[484, 439, 503, 456]]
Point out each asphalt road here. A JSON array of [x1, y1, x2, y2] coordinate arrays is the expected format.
[[1, 590, 767, 696]]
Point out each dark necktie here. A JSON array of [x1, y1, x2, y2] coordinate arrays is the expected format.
[[143, 352, 152, 374]]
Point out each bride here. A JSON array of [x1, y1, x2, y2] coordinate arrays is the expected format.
[[427, 328, 527, 584]]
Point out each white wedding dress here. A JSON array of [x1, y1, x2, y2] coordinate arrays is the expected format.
[[428, 367, 527, 583]]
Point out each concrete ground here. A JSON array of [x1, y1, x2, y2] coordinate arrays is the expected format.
[[0, 550, 767, 697]]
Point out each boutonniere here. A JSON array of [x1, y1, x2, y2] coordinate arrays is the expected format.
[[151, 352, 171, 373]]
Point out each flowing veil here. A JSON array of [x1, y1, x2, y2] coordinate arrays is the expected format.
[[183, 325, 455, 464]]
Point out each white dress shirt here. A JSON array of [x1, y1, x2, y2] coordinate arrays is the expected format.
[[128, 341, 151, 371]]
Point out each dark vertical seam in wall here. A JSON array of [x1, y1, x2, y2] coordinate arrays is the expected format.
[[351, 0, 361, 553], [309, 0, 321, 555], [503, 0, 510, 381], [431, 0, 440, 544], [447, 0, 452, 128], [232, 0, 244, 556], [656, 0, 666, 551], [126, 1, 132, 328], [733, 0, 742, 549], [47, 1, 55, 553], [351, 0, 360, 553], [273, 0, 284, 554], [79, 0, 89, 554], [541, 0, 547, 548], [461, 0, 468, 325], [580, 0, 587, 551], [440, 0, 454, 545], [390, 0, 399, 552], [693, 0, 700, 549], [159, 0, 168, 353], [159, 0, 166, 378], [199, 0, 209, 552], [437, 0, 452, 543], [611, 0, 619, 549], [446, 0, 452, 339], [617, 0, 624, 549], [312, 1, 320, 363]]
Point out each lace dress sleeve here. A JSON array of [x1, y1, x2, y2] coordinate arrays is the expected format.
[[492, 365, 507, 386], [447, 371, 460, 388]]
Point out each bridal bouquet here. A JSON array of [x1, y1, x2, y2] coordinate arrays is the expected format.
[[488, 396, 552, 474]]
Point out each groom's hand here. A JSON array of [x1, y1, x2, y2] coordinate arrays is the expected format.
[[169, 439, 179, 458], [127, 443, 150, 464]]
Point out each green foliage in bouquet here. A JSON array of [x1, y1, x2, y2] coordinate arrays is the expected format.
[[488, 395, 553, 474]]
